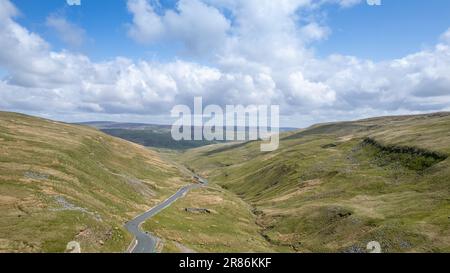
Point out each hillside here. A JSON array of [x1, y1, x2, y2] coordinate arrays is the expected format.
[[0, 112, 190, 253], [2, 111, 449, 253], [78, 122, 220, 150], [175, 112, 450, 252]]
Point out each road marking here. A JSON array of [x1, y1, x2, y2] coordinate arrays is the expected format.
[[127, 239, 138, 253]]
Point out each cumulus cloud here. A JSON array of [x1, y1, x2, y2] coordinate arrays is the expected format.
[[0, 0, 450, 126], [0, 0, 17, 20], [299, 23, 331, 42], [287, 72, 336, 106], [127, 0, 164, 43], [127, 0, 230, 56]]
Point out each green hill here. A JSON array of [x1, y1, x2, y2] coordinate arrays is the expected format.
[[2, 111, 449, 253], [0, 112, 190, 253], [176, 112, 450, 252]]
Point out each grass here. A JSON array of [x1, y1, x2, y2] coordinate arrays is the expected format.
[[361, 138, 447, 172], [141, 184, 281, 253], [0, 111, 189, 253], [175, 112, 450, 252], [3, 110, 449, 253]]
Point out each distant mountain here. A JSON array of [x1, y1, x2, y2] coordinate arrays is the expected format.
[[77, 121, 298, 150], [77, 121, 172, 131], [77, 122, 220, 150], [78, 121, 297, 132]]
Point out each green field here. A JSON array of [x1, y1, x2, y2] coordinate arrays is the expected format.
[[171, 112, 450, 252]]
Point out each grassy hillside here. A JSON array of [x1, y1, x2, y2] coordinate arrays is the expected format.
[[0, 112, 190, 253], [2, 111, 449, 253], [177, 112, 450, 252], [142, 183, 280, 253]]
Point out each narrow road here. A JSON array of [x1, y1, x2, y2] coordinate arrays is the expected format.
[[125, 176, 208, 253]]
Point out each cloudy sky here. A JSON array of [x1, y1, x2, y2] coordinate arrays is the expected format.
[[0, 0, 450, 127]]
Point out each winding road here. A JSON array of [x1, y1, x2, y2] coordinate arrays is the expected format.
[[125, 175, 208, 253]]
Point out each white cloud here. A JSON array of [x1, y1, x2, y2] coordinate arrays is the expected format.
[[0, 0, 450, 127], [127, 0, 230, 56], [288, 72, 336, 106], [127, 0, 164, 44], [299, 22, 331, 42], [0, 0, 17, 21]]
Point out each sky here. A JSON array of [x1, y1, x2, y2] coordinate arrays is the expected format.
[[0, 0, 449, 127]]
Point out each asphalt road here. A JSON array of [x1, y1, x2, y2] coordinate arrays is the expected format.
[[125, 176, 208, 253]]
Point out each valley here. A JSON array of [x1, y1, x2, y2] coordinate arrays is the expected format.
[[1, 111, 449, 253], [164, 112, 450, 252]]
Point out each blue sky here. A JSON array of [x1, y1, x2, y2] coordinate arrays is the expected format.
[[1, 0, 450, 127], [11, 0, 206, 62], [12, 0, 145, 61], [11, 0, 450, 61], [316, 0, 450, 60]]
